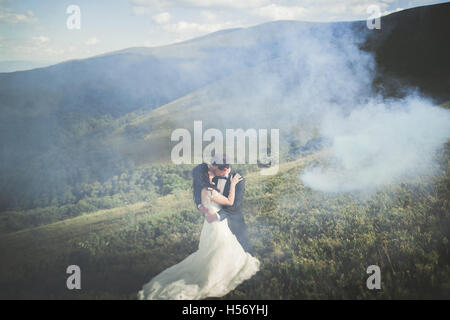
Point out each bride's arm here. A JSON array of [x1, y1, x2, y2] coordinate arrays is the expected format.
[[210, 185, 235, 206], [210, 173, 243, 206], [201, 188, 218, 219]]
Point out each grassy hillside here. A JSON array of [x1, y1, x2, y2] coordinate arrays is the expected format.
[[0, 146, 448, 299]]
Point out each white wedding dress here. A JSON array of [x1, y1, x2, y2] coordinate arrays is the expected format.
[[137, 189, 260, 300]]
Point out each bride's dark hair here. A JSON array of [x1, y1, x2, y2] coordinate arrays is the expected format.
[[192, 163, 217, 205]]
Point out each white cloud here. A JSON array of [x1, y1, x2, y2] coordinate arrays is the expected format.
[[184, 0, 270, 9], [32, 36, 50, 45], [143, 18, 243, 47], [0, 6, 37, 24], [255, 4, 307, 20], [129, 0, 400, 24], [152, 12, 172, 24], [44, 47, 65, 55], [132, 5, 154, 15], [263, 0, 391, 22], [200, 10, 217, 21], [162, 20, 236, 38], [131, 0, 270, 11], [12, 42, 65, 58], [85, 37, 100, 46], [136, 0, 403, 47], [14, 36, 67, 58], [143, 40, 159, 47]]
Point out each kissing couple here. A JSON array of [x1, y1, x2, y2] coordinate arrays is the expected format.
[[138, 155, 260, 300]]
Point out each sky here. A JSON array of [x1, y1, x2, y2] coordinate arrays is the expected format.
[[0, 0, 447, 65]]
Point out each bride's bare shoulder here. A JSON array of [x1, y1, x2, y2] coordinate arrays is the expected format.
[[201, 187, 218, 198], [201, 187, 214, 197]]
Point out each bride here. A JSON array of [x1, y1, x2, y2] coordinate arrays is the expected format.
[[137, 163, 260, 300]]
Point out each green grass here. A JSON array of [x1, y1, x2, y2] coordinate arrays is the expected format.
[[0, 148, 448, 299]]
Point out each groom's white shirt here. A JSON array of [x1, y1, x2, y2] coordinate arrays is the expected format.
[[217, 172, 229, 194], [215, 172, 229, 220]]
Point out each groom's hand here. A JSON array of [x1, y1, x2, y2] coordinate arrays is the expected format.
[[198, 205, 218, 223], [205, 214, 218, 223], [198, 205, 209, 215]]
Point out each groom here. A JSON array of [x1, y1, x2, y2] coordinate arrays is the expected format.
[[197, 155, 252, 254]]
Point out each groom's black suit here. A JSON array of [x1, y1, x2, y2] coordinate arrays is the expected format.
[[212, 172, 252, 254]]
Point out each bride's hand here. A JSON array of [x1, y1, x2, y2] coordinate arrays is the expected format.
[[231, 173, 243, 185]]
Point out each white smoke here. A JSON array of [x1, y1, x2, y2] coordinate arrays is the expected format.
[[121, 19, 449, 194], [301, 95, 450, 192]]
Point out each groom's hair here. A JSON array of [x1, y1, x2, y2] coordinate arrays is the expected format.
[[212, 155, 230, 171]]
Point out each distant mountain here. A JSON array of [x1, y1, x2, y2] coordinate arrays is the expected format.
[[0, 26, 281, 119], [0, 2, 449, 211]]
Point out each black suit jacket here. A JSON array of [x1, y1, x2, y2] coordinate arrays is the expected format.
[[215, 171, 251, 252], [213, 172, 245, 221]]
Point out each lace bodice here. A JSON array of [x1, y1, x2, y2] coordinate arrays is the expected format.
[[204, 189, 222, 213]]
